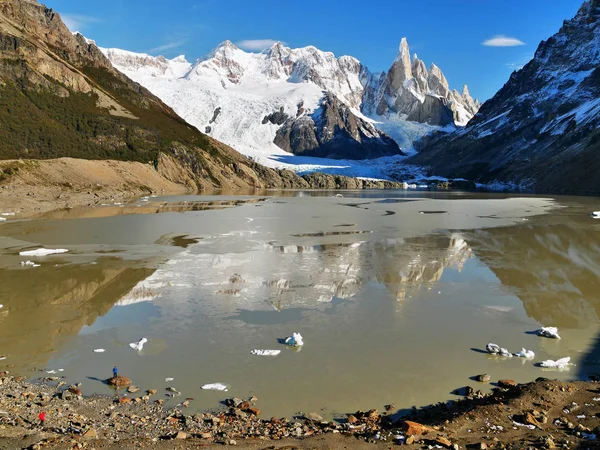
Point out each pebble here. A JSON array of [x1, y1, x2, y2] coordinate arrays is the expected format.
[[476, 374, 492, 383]]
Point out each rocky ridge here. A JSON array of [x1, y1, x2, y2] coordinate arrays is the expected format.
[[103, 37, 478, 161], [0, 0, 419, 196], [363, 38, 480, 127], [411, 0, 600, 194]]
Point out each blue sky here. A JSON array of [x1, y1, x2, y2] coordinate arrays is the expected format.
[[45, 0, 584, 101]]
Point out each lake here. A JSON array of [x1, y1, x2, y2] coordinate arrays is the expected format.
[[0, 190, 599, 420]]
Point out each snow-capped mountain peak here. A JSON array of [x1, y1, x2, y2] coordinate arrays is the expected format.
[[103, 36, 479, 168]]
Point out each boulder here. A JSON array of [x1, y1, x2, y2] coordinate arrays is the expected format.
[[401, 420, 434, 436], [107, 376, 131, 387], [498, 379, 517, 388], [304, 412, 324, 422]]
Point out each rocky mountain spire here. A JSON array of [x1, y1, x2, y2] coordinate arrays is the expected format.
[[427, 63, 450, 98], [412, 53, 428, 92], [386, 38, 413, 93]]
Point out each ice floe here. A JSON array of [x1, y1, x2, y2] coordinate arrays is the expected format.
[[591, 211, 600, 219], [538, 326, 561, 339], [201, 383, 228, 391], [93, 349, 105, 353], [21, 261, 40, 268], [485, 343, 512, 357], [540, 357, 572, 369], [128, 338, 148, 352], [251, 349, 281, 356], [19, 248, 69, 256], [285, 332, 304, 347], [165, 377, 174, 382], [514, 348, 535, 359]]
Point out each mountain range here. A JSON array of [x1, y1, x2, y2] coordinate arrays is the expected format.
[[0, 0, 598, 197], [102, 38, 479, 162], [411, 0, 600, 193]]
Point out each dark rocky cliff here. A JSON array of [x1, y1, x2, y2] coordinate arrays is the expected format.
[[410, 0, 600, 194]]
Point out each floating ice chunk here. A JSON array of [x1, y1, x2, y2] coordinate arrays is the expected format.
[[538, 327, 561, 339], [165, 377, 174, 382], [251, 349, 281, 356], [129, 338, 148, 352], [93, 349, 105, 353], [0, 218, 6, 222], [1, 213, 15, 216], [201, 383, 228, 392], [334, 194, 344, 198], [591, 211, 600, 219], [46, 370, 56, 374], [21, 261, 40, 267], [0, 356, 6, 361], [486, 343, 500, 354], [485, 343, 512, 357], [0, 304, 3, 309], [514, 348, 535, 359], [19, 248, 69, 257], [541, 357, 572, 369], [285, 332, 304, 347]]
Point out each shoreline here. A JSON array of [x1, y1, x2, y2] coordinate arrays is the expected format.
[[1, 373, 599, 449], [0, 157, 479, 219]]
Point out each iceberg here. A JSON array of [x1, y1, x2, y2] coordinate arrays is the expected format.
[[129, 338, 148, 352], [285, 332, 304, 347], [201, 383, 228, 391], [19, 248, 69, 256], [538, 327, 560, 339], [514, 348, 535, 359], [251, 349, 281, 356], [540, 357, 572, 369]]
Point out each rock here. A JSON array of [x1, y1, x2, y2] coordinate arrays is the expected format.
[[107, 376, 131, 387], [228, 439, 237, 446], [82, 428, 98, 439], [182, 401, 190, 408], [524, 412, 541, 427], [304, 412, 324, 422], [147, 389, 157, 396], [245, 407, 261, 416], [436, 436, 453, 448], [541, 436, 556, 448], [475, 374, 491, 383], [68, 385, 82, 396], [201, 432, 213, 439], [154, 399, 164, 405], [61, 390, 73, 401], [347, 415, 358, 424], [118, 397, 131, 404], [401, 420, 434, 436], [384, 404, 394, 411], [226, 397, 243, 407], [274, 93, 402, 160], [453, 386, 475, 397], [127, 386, 140, 393], [405, 435, 418, 445], [175, 431, 187, 440], [498, 379, 517, 388], [238, 401, 251, 410]]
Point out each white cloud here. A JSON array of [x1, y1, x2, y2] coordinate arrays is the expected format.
[[60, 14, 99, 32], [236, 39, 284, 51], [505, 62, 525, 70], [147, 39, 189, 55], [482, 35, 525, 47]]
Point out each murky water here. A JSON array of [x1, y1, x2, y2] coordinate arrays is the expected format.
[[1, 191, 599, 420]]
